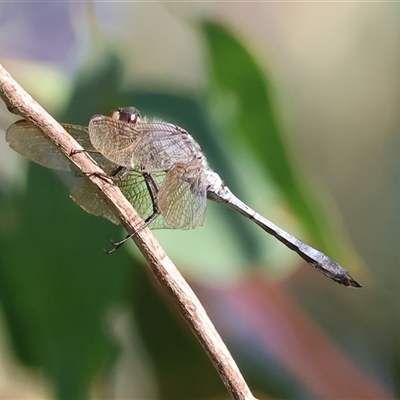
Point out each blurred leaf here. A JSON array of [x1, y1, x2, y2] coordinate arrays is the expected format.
[[195, 274, 392, 399], [62, 51, 125, 123], [129, 261, 227, 399], [202, 21, 342, 256], [0, 164, 133, 399]]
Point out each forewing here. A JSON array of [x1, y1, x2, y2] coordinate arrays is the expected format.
[[6, 120, 123, 224], [62, 123, 118, 171], [157, 163, 207, 230], [88, 116, 141, 169], [62, 123, 91, 148], [6, 120, 72, 170], [133, 122, 199, 172], [89, 116, 199, 172]]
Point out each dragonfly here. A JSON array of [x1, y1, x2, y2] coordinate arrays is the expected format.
[[6, 107, 361, 287]]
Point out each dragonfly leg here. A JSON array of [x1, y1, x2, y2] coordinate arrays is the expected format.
[[106, 172, 161, 254], [78, 166, 124, 183], [106, 210, 160, 254], [79, 170, 114, 183], [109, 165, 124, 177], [69, 148, 100, 156], [70, 149, 121, 177]]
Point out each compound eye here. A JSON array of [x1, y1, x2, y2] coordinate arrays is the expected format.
[[130, 110, 141, 124], [108, 107, 141, 123], [118, 107, 141, 124]]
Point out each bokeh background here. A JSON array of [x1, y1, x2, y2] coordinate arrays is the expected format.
[[0, 2, 399, 399]]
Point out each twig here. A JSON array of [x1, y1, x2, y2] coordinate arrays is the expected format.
[[0, 64, 257, 400]]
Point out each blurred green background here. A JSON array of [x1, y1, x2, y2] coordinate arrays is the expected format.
[[0, 2, 397, 399]]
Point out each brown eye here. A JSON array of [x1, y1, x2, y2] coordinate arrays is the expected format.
[[117, 107, 141, 124]]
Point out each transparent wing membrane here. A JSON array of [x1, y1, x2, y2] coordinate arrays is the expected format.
[[158, 162, 206, 229], [6, 120, 72, 170], [117, 171, 170, 230], [89, 116, 201, 172], [70, 177, 120, 225]]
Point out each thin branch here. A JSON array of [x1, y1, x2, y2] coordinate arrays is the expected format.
[[0, 64, 257, 400]]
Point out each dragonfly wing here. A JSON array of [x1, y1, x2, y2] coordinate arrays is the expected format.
[[157, 163, 207, 230], [6, 120, 72, 170], [62, 123, 91, 148], [70, 177, 120, 225], [89, 116, 199, 172], [117, 171, 170, 229], [6, 120, 115, 171], [73, 170, 173, 229], [6, 120, 123, 224], [133, 123, 200, 172], [62, 123, 118, 170], [88, 116, 140, 169]]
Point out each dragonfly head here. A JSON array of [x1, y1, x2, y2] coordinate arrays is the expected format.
[[109, 107, 141, 124]]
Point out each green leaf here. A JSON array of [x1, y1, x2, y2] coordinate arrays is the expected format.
[[0, 164, 133, 399], [202, 21, 342, 256]]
